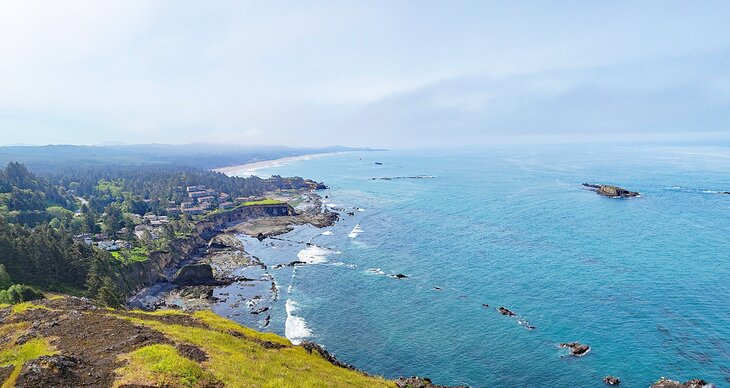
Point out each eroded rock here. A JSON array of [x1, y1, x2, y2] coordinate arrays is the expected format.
[[172, 264, 215, 286], [559, 342, 591, 357]]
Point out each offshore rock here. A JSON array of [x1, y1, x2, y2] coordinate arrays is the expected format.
[[650, 377, 714, 388], [582, 183, 639, 198], [603, 375, 621, 385], [497, 307, 516, 316], [559, 342, 591, 357]]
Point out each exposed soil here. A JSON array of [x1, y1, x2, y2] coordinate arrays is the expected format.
[[0, 297, 215, 387]]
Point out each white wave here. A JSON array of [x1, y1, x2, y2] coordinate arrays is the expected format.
[[357, 208, 365, 212], [331, 262, 357, 268], [285, 299, 311, 345], [366, 268, 386, 276], [321, 231, 334, 236], [296, 245, 338, 264], [702, 190, 718, 194], [348, 223, 363, 238]]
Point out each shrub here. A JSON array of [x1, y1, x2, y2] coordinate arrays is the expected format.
[[0, 265, 12, 290], [0, 284, 45, 305]]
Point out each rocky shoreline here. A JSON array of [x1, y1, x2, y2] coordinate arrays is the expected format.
[[127, 189, 336, 313]]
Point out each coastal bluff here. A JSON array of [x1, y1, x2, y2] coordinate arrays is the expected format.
[[115, 203, 295, 297]]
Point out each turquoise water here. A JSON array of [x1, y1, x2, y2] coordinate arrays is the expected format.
[[224, 147, 730, 387]]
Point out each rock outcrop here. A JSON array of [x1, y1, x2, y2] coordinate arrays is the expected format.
[[395, 376, 467, 388], [582, 183, 639, 198], [559, 342, 591, 357], [497, 307, 516, 316], [650, 377, 714, 388], [172, 264, 216, 286], [603, 375, 621, 385]]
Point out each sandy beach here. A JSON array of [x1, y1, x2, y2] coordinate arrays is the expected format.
[[213, 152, 341, 177]]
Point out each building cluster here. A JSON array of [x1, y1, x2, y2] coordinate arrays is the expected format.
[[74, 233, 132, 252], [165, 185, 235, 216], [73, 183, 266, 253], [134, 214, 171, 241]]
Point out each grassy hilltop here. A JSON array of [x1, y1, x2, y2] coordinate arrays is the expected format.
[[0, 296, 394, 387]]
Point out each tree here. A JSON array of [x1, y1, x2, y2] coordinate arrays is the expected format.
[[96, 277, 122, 307], [103, 204, 124, 236], [0, 265, 12, 290]]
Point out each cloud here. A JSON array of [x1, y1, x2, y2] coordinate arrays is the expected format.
[[0, 1, 728, 147]]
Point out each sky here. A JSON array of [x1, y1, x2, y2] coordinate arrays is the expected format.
[[0, 1, 729, 148]]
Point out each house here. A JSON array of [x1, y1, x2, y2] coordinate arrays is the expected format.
[[75, 233, 93, 246], [219, 202, 235, 209], [115, 240, 132, 249], [188, 191, 208, 199], [197, 195, 216, 203], [182, 207, 204, 215], [186, 185, 206, 193], [199, 201, 215, 210], [97, 240, 119, 251]]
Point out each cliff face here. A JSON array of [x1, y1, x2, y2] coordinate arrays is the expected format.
[[196, 204, 295, 238], [117, 204, 294, 296]]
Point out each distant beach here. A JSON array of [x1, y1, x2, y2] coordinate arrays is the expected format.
[[213, 152, 341, 177]]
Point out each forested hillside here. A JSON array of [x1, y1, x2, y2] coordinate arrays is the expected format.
[[0, 161, 323, 307]]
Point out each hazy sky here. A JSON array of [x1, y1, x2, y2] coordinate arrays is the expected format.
[[1, 1, 729, 148]]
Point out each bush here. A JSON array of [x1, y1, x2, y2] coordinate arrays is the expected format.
[[0, 265, 12, 290], [0, 284, 45, 305]]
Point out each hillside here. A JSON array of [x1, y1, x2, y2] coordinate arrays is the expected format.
[[0, 296, 398, 387]]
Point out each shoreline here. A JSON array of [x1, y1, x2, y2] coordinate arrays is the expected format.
[[213, 152, 345, 176]]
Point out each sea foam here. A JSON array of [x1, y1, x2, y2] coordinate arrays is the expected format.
[[285, 299, 311, 345], [296, 245, 338, 264], [348, 224, 363, 238]]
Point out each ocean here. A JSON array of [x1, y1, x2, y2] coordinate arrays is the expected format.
[[219, 147, 730, 387]]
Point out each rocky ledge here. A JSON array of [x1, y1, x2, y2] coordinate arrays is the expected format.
[[583, 183, 640, 198]]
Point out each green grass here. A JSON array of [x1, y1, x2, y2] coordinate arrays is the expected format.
[[243, 198, 284, 206], [114, 312, 394, 387], [0, 337, 55, 388], [115, 344, 217, 387], [110, 247, 149, 264]]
